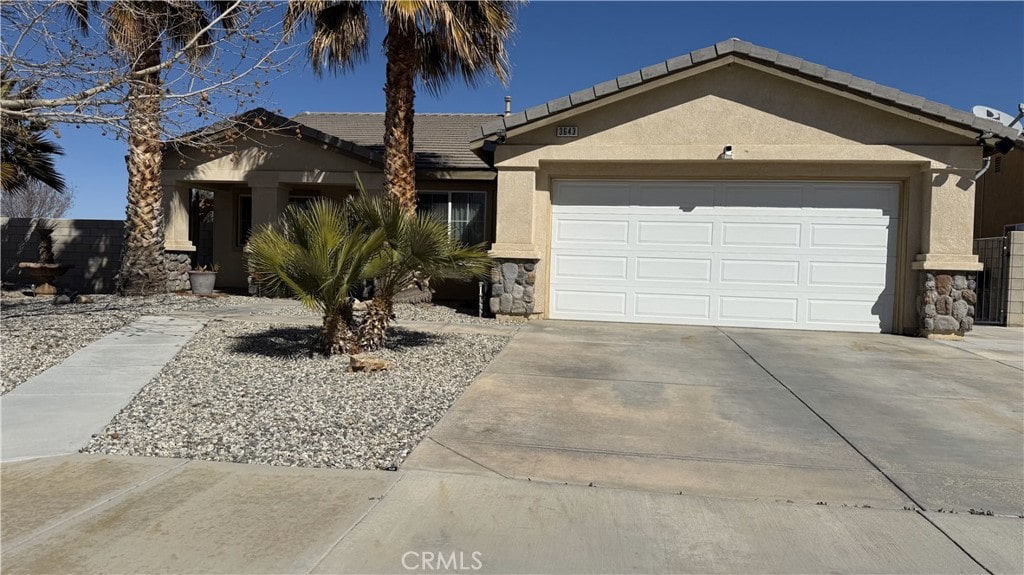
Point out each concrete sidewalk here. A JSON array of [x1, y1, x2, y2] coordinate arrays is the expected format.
[[3, 454, 1020, 574], [0, 315, 206, 462]]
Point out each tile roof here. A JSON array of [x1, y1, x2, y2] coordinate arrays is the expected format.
[[471, 38, 1022, 144], [293, 112, 500, 170]]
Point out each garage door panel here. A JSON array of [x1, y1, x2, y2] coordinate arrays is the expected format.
[[550, 180, 898, 333], [807, 299, 888, 327], [636, 221, 714, 246], [809, 223, 891, 250], [809, 183, 900, 214], [807, 261, 888, 288], [720, 296, 800, 322], [552, 290, 626, 316], [554, 219, 629, 244], [634, 293, 711, 319], [722, 223, 802, 247], [720, 260, 800, 285], [552, 182, 630, 209], [635, 257, 712, 282], [553, 254, 628, 280], [721, 183, 804, 208], [633, 182, 716, 209]]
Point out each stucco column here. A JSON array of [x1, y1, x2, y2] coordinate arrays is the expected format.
[[912, 168, 983, 271], [912, 168, 983, 338], [162, 181, 195, 252], [490, 168, 541, 259], [248, 177, 287, 231]]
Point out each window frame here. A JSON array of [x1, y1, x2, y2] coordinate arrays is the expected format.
[[417, 190, 489, 246]]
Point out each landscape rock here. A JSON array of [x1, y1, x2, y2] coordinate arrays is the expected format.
[[349, 354, 394, 373], [932, 315, 961, 332], [952, 300, 969, 320], [52, 294, 71, 305], [74, 295, 94, 304], [935, 275, 953, 296], [962, 290, 977, 305]]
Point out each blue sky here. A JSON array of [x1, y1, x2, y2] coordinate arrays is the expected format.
[[55, 1, 1024, 219]]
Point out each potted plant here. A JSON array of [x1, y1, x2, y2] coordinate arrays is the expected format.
[[188, 264, 219, 296]]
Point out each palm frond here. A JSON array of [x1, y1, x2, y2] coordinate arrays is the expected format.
[[285, 0, 370, 77]]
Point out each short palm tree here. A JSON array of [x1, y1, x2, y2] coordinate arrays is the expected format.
[[284, 0, 519, 214], [247, 192, 492, 356], [69, 1, 237, 295], [0, 79, 68, 195], [346, 191, 492, 350], [247, 198, 386, 355]]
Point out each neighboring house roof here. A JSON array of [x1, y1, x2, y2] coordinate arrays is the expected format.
[[471, 38, 1022, 145], [292, 112, 499, 170]]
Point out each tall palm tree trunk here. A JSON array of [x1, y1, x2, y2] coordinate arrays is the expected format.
[[117, 42, 168, 296], [383, 28, 418, 216]]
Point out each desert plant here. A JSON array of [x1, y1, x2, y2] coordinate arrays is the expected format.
[[345, 191, 492, 350], [247, 198, 385, 355], [247, 191, 492, 355]]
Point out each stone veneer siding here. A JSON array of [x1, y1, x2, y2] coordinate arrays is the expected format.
[[489, 259, 539, 316], [918, 271, 977, 336], [165, 251, 194, 292]]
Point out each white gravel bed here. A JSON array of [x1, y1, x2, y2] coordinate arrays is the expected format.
[[82, 320, 512, 469], [0, 292, 234, 395], [246, 298, 525, 325]]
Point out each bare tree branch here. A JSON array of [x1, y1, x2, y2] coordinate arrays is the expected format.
[[0, 1, 298, 146]]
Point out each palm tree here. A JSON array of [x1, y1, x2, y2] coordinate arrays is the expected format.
[[247, 198, 386, 355], [69, 1, 237, 295], [346, 191, 492, 350], [0, 79, 68, 195], [284, 1, 519, 214], [247, 193, 492, 355]]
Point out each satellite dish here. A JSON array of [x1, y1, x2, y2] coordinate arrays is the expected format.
[[973, 105, 1023, 135]]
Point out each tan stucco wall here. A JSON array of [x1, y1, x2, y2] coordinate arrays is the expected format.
[[488, 60, 984, 334], [1009, 231, 1024, 327], [975, 151, 1024, 238]]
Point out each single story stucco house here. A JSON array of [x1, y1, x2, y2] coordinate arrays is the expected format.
[[161, 38, 1022, 337]]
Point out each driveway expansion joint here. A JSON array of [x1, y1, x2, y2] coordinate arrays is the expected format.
[[717, 327, 1001, 575]]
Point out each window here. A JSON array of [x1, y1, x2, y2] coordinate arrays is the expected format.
[[236, 194, 252, 247], [417, 191, 487, 245]]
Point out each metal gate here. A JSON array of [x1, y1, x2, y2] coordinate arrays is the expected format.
[[973, 236, 1009, 325]]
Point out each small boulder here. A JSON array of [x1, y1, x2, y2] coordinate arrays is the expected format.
[[74, 294, 94, 304], [52, 294, 71, 305], [349, 354, 393, 373]]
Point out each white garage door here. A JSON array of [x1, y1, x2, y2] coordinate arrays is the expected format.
[[549, 181, 899, 332]]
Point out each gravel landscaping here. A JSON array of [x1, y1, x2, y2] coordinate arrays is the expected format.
[[82, 319, 514, 469], [0, 292, 237, 395]]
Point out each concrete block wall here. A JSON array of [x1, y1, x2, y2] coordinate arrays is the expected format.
[[1, 218, 125, 294], [1009, 231, 1024, 327]]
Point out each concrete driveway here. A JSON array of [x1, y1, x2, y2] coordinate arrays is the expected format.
[[406, 322, 1024, 516]]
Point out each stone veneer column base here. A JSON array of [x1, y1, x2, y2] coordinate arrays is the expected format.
[[917, 271, 977, 339], [489, 258, 540, 317], [165, 251, 194, 292]]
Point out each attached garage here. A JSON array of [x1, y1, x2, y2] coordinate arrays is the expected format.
[[475, 39, 1016, 337], [548, 181, 899, 332]]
